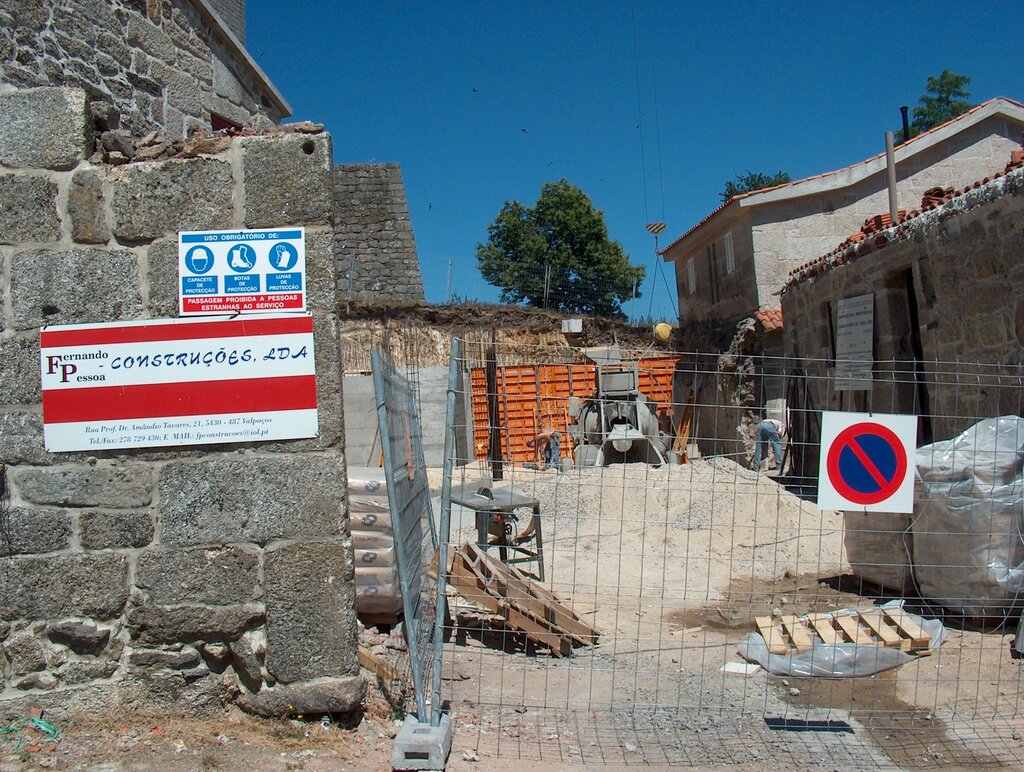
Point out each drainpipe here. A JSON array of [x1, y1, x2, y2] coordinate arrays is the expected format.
[[886, 131, 898, 225]]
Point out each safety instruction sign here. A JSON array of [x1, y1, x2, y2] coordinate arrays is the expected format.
[[817, 411, 917, 513], [40, 314, 317, 452], [178, 227, 306, 315]]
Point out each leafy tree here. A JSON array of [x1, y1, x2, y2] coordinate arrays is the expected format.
[[897, 70, 973, 142], [719, 170, 791, 202], [476, 180, 644, 318]]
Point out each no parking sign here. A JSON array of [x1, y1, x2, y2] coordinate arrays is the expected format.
[[817, 411, 918, 513]]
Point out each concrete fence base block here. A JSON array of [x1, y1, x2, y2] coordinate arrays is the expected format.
[[391, 714, 453, 771]]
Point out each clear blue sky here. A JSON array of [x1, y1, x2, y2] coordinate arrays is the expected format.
[[247, 1, 1024, 322]]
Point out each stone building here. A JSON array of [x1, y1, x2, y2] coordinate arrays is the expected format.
[[1, 1, 426, 306], [0, 0, 290, 137], [0, 86, 363, 718], [661, 97, 1024, 326], [780, 155, 1024, 474]]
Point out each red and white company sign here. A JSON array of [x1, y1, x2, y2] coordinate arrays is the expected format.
[[40, 314, 317, 452]]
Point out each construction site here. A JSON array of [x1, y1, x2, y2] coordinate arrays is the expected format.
[[3, 2, 1024, 770]]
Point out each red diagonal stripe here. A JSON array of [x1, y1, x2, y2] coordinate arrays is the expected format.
[[846, 436, 889, 489]]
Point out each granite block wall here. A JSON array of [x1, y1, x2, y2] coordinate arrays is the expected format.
[[334, 163, 425, 305], [0, 0, 285, 140], [0, 85, 361, 718]]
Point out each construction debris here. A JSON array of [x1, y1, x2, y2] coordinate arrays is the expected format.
[[447, 544, 599, 657]]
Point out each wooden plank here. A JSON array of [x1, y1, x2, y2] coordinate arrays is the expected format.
[[832, 612, 875, 645], [467, 545, 599, 643], [449, 555, 571, 656], [883, 608, 931, 651], [463, 548, 593, 646], [755, 616, 791, 654], [809, 615, 842, 645], [359, 645, 401, 681], [781, 617, 814, 651], [857, 611, 902, 647]]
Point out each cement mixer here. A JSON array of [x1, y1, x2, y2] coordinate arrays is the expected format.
[[568, 346, 669, 467]]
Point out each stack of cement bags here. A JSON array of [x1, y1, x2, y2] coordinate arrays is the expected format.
[[349, 467, 402, 622]]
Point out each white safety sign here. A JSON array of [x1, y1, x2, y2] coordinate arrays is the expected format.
[[178, 227, 306, 315], [40, 314, 318, 452]]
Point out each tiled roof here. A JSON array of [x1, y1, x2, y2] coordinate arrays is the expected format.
[[783, 151, 1024, 291], [755, 308, 783, 332], [660, 97, 1024, 257]]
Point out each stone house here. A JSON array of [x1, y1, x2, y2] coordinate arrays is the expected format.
[[661, 97, 1024, 328], [779, 153, 1024, 474]]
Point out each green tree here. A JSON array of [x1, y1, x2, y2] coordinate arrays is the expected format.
[[898, 70, 973, 142], [719, 170, 791, 202], [476, 180, 644, 318]]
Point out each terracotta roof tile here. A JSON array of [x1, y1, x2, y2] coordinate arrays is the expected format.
[[755, 308, 784, 332]]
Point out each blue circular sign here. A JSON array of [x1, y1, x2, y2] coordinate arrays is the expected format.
[[268, 241, 298, 271], [184, 245, 215, 275], [226, 243, 256, 273]]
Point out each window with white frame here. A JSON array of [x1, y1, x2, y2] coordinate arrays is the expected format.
[[686, 258, 696, 294], [724, 231, 735, 274]]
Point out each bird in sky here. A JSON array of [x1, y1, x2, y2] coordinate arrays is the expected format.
[[520, 128, 528, 133]]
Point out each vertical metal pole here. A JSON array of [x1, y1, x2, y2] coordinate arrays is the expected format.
[[629, 277, 638, 325], [543, 263, 551, 309], [485, 331, 503, 480], [446, 258, 453, 303], [431, 338, 460, 726], [886, 131, 899, 224]]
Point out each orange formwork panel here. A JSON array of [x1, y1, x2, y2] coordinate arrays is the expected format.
[[470, 357, 679, 464]]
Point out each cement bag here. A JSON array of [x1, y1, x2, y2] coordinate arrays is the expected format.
[[911, 416, 1024, 620], [843, 511, 914, 595], [347, 466, 387, 495], [351, 529, 395, 550]]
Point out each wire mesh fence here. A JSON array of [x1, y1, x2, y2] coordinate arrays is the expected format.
[[422, 338, 1024, 766]]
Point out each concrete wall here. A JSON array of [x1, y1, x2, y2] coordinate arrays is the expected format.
[[0, 86, 361, 719], [0, 0, 287, 139], [334, 163, 425, 305], [669, 113, 1024, 324], [781, 167, 1024, 472], [344, 367, 474, 468]]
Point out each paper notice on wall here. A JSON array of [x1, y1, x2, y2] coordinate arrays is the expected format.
[[834, 293, 874, 391]]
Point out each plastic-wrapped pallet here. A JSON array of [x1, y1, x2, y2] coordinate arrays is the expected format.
[[911, 416, 1024, 621], [348, 467, 402, 620], [843, 511, 915, 595]]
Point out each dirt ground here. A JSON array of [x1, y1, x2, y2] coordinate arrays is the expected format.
[[8, 458, 1024, 770]]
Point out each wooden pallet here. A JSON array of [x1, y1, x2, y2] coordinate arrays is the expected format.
[[447, 543, 599, 657], [755, 608, 931, 656]]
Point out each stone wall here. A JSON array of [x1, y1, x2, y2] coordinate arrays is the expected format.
[[0, 86, 361, 718], [781, 167, 1024, 471], [334, 163, 425, 305], [0, 0, 287, 139]]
